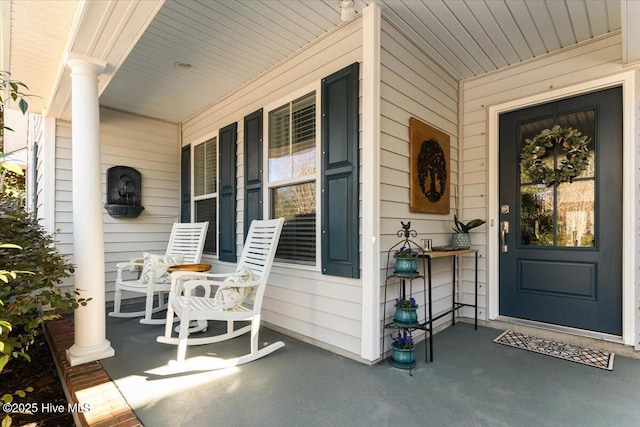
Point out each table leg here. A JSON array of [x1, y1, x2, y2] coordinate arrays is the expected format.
[[475, 251, 478, 330], [428, 256, 433, 363], [452, 255, 456, 325]]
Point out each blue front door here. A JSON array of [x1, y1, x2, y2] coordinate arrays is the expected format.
[[498, 87, 622, 335]]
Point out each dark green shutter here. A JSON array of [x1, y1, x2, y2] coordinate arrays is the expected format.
[[219, 122, 237, 262], [244, 109, 263, 239], [321, 63, 360, 278], [180, 145, 191, 222]]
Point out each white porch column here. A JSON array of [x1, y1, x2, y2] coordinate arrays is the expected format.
[[65, 53, 115, 366], [361, 3, 382, 361]]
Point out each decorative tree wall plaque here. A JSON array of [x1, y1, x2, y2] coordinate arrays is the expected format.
[[409, 117, 450, 214]]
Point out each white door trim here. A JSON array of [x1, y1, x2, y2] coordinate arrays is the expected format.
[[486, 71, 637, 346]]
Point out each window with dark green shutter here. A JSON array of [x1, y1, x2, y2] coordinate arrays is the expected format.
[[261, 65, 359, 274]]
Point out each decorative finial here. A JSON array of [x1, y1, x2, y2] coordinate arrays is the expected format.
[[400, 221, 412, 239]]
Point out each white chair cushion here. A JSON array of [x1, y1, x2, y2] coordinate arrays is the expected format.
[[212, 268, 254, 310], [140, 253, 185, 284]]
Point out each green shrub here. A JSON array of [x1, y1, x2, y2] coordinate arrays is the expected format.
[[0, 196, 88, 372], [1, 71, 65, 427]]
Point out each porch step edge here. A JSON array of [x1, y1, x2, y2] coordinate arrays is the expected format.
[[44, 317, 143, 427]]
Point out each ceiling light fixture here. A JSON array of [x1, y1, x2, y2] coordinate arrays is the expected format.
[[174, 61, 196, 72], [339, 0, 355, 22]]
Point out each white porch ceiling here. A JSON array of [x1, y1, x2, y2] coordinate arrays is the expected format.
[[99, 0, 353, 122], [1, 0, 79, 115], [2, 0, 625, 124]]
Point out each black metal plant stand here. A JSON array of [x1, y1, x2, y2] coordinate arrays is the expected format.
[[381, 222, 432, 375]]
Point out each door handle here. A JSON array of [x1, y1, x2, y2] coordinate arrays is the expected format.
[[500, 221, 509, 253]]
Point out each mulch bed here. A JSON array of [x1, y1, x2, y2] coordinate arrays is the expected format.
[[1, 332, 74, 426]]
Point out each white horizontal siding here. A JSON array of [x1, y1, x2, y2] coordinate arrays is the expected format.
[[53, 109, 180, 298], [379, 18, 460, 343], [54, 122, 74, 271], [100, 108, 180, 298], [182, 18, 364, 358], [460, 32, 628, 321]]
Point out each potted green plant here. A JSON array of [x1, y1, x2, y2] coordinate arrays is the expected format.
[[393, 246, 419, 275], [451, 215, 485, 248], [394, 297, 418, 326], [390, 331, 415, 369]]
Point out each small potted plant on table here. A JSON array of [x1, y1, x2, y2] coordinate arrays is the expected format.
[[390, 331, 415, 369], [451, 215, 485, 248]]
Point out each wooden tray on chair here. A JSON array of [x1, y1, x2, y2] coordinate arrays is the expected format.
[[167, 263, 212, 273]]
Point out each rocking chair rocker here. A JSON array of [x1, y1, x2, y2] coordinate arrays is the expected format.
[[157, 218, 284, 367]]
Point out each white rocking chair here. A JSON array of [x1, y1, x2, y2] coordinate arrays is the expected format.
[[157, 218, 284, 366], [109, 222, 209, 324]]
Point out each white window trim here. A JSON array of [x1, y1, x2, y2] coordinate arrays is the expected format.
[[192, 133, 219, 257], [263, 81, 322, 271]]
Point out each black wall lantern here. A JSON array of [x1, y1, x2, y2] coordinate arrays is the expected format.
[[104, 166, 145, 218]]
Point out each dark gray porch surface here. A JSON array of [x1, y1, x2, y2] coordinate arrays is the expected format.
[[101, 314, 640, 427]]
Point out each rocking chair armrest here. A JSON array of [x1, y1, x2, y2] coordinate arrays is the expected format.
[[169, 271, 217, 292], [115, 260, 145, 281], [181, 279, 260, 293], [169, 272, 207, 294], [178, 278, 260, 297], [169, 271, 246, 292], [115, 260, 144, 271], [179, 279, 226, 298], [171, 271, 235, 280], [148, 263, 171, 271], [215, 280, 260, 288]]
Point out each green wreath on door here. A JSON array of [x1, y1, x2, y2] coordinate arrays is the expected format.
[[520, 124, 592, 187]]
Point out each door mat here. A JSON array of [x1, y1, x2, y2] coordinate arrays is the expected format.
[[494, 330, 614, 371]]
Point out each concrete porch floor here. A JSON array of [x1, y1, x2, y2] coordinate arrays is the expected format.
[[51, 310, 640, 426]]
